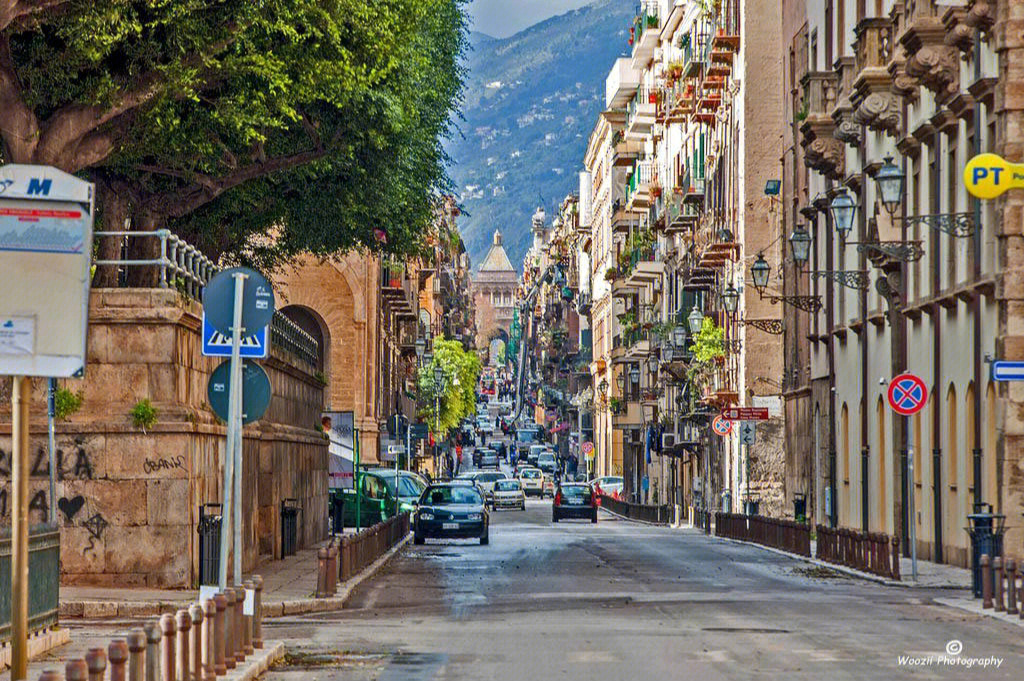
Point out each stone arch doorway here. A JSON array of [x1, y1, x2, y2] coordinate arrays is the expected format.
[[280, 304, 329, 374]]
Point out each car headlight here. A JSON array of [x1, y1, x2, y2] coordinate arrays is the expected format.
[[468, 513, 483, 521], [419, 512, 434, 521]]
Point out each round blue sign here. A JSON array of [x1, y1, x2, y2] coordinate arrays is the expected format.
[[203, 267, 276, 337], [207, 360, 272, 424]]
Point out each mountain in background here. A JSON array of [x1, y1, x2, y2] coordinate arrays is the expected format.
[[449, 0, 634, 271]]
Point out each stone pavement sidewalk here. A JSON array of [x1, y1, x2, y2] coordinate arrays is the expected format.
[[60, 531, 411, 620]]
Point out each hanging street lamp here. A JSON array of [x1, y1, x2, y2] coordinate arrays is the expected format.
[[788, 224, 812, 267], [687, 305, 704, 334], [829, 192, 857, 239], [720, 283, 739, 315], [750, 254, 771, 296], [629, 364, 640, 384], [874, 154, 906, 217]]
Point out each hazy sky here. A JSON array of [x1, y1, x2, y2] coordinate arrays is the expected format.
[[469, 0, 595, 38]]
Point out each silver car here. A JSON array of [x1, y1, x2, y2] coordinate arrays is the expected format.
[[492, 479, 526, 511]]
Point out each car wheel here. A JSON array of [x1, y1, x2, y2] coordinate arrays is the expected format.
[[591, 511, 598, 524], [414, 532, 425, 545], [480, 528, 489, 545], [552, 512, 559, 523]]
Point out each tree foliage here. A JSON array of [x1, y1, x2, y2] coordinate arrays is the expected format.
[[417, 337, 480, 437], [1, 0, 469, 266]]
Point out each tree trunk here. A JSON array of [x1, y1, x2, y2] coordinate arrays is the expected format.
[[125, 209, 162, 288], [92, 182, 129, 288]]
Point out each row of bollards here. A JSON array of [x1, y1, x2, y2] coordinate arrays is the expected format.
[[979, 555, 1022, 617], [37, 577, 264, 681], [315, 541, 339, 598]]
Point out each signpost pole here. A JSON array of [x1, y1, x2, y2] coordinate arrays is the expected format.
[[218, 274, 246, 590], [907, 414, 918, 581], [46, 377, 57, 524], [11, 375, 30, 680], [230, 273, 247, 588]]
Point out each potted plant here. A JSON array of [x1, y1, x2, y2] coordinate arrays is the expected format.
[[609, 397, 624, 415], [605, 267, 618, 282]]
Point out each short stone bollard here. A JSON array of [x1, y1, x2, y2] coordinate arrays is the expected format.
[[1006, 559, 1019, 616], [160, 613, 177, 681], [86, 647, 107, 681], [252, 575, 264, 649], [145, 621, 162, 681], [127, 629, 147, 681], [176, 609, 192, 681], [981, 554, 992, 609], [233, 586, 245, 663], [327, 544, 338, 596], [66, 659, 88, 681], [994, 557, 1005, 612], [213, 593, 227, 676], [108, 639, 129, 681], [37, 670, 61, 681], [317, 547, 330, 597], [190, 603, 205, 681], [223, 588, 236, 670], [242, 579, 255, 655], [201, 599, 216, 681]]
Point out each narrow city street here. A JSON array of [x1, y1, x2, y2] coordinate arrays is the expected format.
[[261, 468, 1023, 680]]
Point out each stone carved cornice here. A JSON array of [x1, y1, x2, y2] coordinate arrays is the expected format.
[[942, 6, 974, 54], [831, 56, 862, 147], [800, 71, 844, 178], [897, 1, 962, 105], [964, 0, 995, 34], [805, 137, 846, 180], [905, 44, 960, 103]]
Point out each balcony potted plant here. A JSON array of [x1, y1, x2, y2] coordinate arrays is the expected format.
[[605, 267, 618, 282], [609, 397, 625, 415]]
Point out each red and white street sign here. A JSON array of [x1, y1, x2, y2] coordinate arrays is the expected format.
[[711, 416, 732, 437], [888, 373, 928, 416], [721, 407, 770, 421]]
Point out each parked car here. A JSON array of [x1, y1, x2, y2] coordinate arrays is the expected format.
[[589, 476, 624, 497], [413, 483, 489, 545], [360, 469, 428, 513], [527, 445, 546, 467], [542, 476, 555, 498], [491, 479, 527, 511], [518, 467, 545, 497], [552, 482, 598, 524], [471, 471, 508, 503]]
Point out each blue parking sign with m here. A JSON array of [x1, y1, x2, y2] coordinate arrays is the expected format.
[[201, 313, 269, 358]]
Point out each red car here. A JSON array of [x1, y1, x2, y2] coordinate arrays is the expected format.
[[552, 483, 598, 523]]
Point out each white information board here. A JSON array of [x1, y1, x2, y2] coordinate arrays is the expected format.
[[0, 165, 94, 377]]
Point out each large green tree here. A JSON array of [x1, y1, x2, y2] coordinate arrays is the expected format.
[[418, 337, 480, 438]]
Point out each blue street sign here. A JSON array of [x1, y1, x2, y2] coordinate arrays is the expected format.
[[992, 361, 1024, 381], [207, 360, 272, 424], [201, 313, 268, 358], [202, 266, 276, 336]]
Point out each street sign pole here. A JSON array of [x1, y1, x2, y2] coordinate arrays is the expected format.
[[907, 415, 917, 582], [218, 272, 246, 590], [11, 375, 29, 680], [230, 272, 247, 589], [46, 378, 57, 525]]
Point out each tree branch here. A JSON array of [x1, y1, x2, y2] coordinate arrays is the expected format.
[[0, 32, 39, 162]]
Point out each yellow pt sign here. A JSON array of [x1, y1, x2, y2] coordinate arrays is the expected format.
[[963, 153, 1024, 199]]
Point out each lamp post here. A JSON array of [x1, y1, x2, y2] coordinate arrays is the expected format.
[[434, 365, 444, 477]]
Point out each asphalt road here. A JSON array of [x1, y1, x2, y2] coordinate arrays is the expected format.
[[262, 459, 1024, 681]]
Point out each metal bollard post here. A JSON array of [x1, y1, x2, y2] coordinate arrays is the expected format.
[[85, 648, 107, 681], [37, 671, 61, 681], [128, 629, 147, 681], [242, 580, 255, 655], [994, 557, 1005, 612], [213, 593, 227, 675], [890, 535, 901, 581], [145, 622, 162, 681], [160, 613, 177, 681], [252, 575, 264, 649], [316, 547, 329, 597], [222, 588, 236, 670], [202, 599, 217, 681], [327, 544, 338, 595], [233, 587, 245, 663], [109, 640, 129, 681], [176, 609, 192, 681], [1006, 559, 1018, 616], [981, 554, 992, 609], [66, 659, 89, 681], [190, 604, 204, 681]]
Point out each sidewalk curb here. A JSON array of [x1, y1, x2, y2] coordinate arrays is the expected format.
[[224, 641, 286, 681], [598, 507, 669, 527], [933, 597, 1024, 629], [60, 534, 412, 621], [705, 532, 969, 589]]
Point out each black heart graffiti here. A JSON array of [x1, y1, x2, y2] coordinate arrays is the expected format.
[[58, 495, 85, 522]]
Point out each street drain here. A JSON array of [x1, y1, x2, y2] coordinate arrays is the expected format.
[[701, 627, 791, 634], [273, 650, 389, 670]]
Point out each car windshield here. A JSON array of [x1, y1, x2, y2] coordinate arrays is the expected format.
[[517, 430, 538, 443], [520, 469, 541, 479], [495, 480, 521, 492], [530, 445, 545, 455], [478, 473, 504, 482], [538, 454, 554, 461], [423, 486, 482, 505], [399, 476, 425, 497]]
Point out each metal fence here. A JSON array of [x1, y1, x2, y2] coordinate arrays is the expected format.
[[715, 513, 811, 557], [0, 523, 59, 642], [93, 229, 319, 366], [816, 525, 900, 580], [598, 495, 670, 524], [339, 513, 410, 581]]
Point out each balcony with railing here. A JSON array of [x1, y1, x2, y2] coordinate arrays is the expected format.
[[381, 265, 416, 321], [625, 86, 658, 140], [605, 57, 642, 109], [666, 193, 699, 233], [625, 160, 655, 211], [629, 1, 661, 70]]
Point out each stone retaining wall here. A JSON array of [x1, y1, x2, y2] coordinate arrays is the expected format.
[[0, 289, 327, 588]]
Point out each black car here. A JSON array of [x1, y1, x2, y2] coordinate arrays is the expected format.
[[552, 483, 598, 524], [414, 483, 490, 545]]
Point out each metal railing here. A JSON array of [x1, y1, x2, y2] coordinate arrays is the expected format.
[[339, 513, 410, 581], [93, 229, 319, 366], [0, 523, 59, 642], [599, 494, 670, 524], [716, 513, 812, 557], [816, 524, 900, 580]]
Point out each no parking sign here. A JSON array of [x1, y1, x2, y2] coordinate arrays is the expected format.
[[887, 373, 927, 416], [711, 416, 732, 437]]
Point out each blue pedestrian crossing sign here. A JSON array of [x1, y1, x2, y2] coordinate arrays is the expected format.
[[201, 313, 268, 358]]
